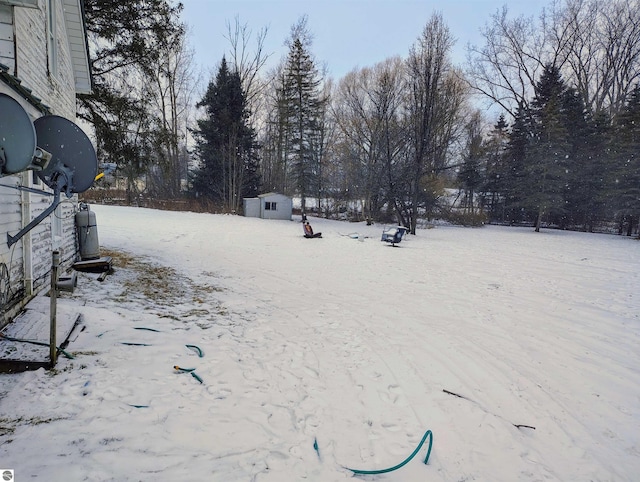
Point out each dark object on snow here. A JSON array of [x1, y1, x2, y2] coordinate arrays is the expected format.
[[73, 256, 113, 273], [303, 221, 322, 238], [381, 226, 408, 246], [442, 389, 536, 430]]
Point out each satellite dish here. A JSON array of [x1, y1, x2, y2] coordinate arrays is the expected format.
[[0, 93, 37, 175], [34, 115, 98, 196], [6, 115, 98, 248]]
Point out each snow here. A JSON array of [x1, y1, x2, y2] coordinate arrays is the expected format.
[[1, 204, 639, 481]]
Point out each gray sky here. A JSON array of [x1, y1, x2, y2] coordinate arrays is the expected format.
[[182, 0, 549, 80]]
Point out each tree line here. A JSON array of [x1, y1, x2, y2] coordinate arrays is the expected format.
[[80, 0, 640, 235], [461, 68, 640, 234]]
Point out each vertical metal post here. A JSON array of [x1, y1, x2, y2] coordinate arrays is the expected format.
[[50, 250, 59, 366]]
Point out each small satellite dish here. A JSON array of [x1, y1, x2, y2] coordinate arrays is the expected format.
[[0, 93, 37, 175], [34, 115, 98, 196]]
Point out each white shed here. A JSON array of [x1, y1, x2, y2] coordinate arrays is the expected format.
[[243, 192, 292, 220]]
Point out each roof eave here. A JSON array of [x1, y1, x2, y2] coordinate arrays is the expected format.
[[63, 0, 92, 95]]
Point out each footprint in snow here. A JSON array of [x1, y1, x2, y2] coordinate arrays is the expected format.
[[206, 386, 232, 399]]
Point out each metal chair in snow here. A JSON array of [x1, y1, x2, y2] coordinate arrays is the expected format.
[[381, 226, 408, 246]]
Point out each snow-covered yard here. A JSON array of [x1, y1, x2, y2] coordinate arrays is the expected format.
[[1, 204, 638, 481]]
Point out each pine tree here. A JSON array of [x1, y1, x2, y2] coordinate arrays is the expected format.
[[457, 112, 486, 215], [503, 102, 534, 224], [482, 114, 509, 221], [192, 58, 260, 211], [612, 84, 640, 236], [564, 107, 612, 231], [526, 65, 572, 231], [280, 21, 327, 212]]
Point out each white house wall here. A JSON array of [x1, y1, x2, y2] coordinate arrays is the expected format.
[[0, 174, 25, 317], [1, 1, 85, 326], [14, 2, 77, 118], [0, 6, 14, 65]]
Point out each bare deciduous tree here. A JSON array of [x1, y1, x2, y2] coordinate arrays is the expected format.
[[560, 0, 640, 116], [404, 13, 466, 233], [145, 28, 200, 197], [258, 63, 290, 193], [467, 0, 640, 118], [332, 57, 405, 221], [465, 6, 547, 117], [225, 15, 271, 117]]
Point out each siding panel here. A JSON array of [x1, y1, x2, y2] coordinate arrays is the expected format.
[[1, 1, 88, 327], [0, 5, 13, 70]]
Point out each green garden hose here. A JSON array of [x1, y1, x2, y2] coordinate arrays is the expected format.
[[185, 344, 204, 357], [0, 334, 74, 359], [344, 429, 433, 475]]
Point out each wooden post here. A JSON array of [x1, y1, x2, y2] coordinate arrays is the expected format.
[[50, 250, 59, 367]]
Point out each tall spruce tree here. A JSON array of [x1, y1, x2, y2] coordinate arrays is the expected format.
[[564, 107, 611, 231], [192, 58, 260, 211], [527, 65, 572, 232], [503, 102, 534, 224], [281, 19, 327, 212]]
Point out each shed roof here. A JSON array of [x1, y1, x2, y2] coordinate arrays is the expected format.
[[257, 192, 290, 199]]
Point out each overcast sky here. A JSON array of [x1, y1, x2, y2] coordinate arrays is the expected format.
[[181, 0, 550, 82]]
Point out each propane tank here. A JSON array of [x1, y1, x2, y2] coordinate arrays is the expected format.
[[75, 203, 100, 260]]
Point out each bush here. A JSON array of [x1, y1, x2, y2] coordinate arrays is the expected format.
[[443, 210, 488, 227], [80, 189, 228, 214]]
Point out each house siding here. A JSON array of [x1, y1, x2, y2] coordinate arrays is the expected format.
[[1, 1, 87, 328], [14, 1, 76, 117], [0, 6, 14, 66], [260, 193, 292, 220], [1, 173, 28, 326]]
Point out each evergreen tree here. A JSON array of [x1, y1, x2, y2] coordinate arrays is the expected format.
[[281, 19, 327, 211], [502, 102, 534, 224], [526, 65, 572, 231], [564, 107, 612, 231], [612, 84, 640, 236], [560, 88, 586, 228], [458, 112, 486, 214], [192, 58, 260, 211], [482, 114, 509, 221]]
